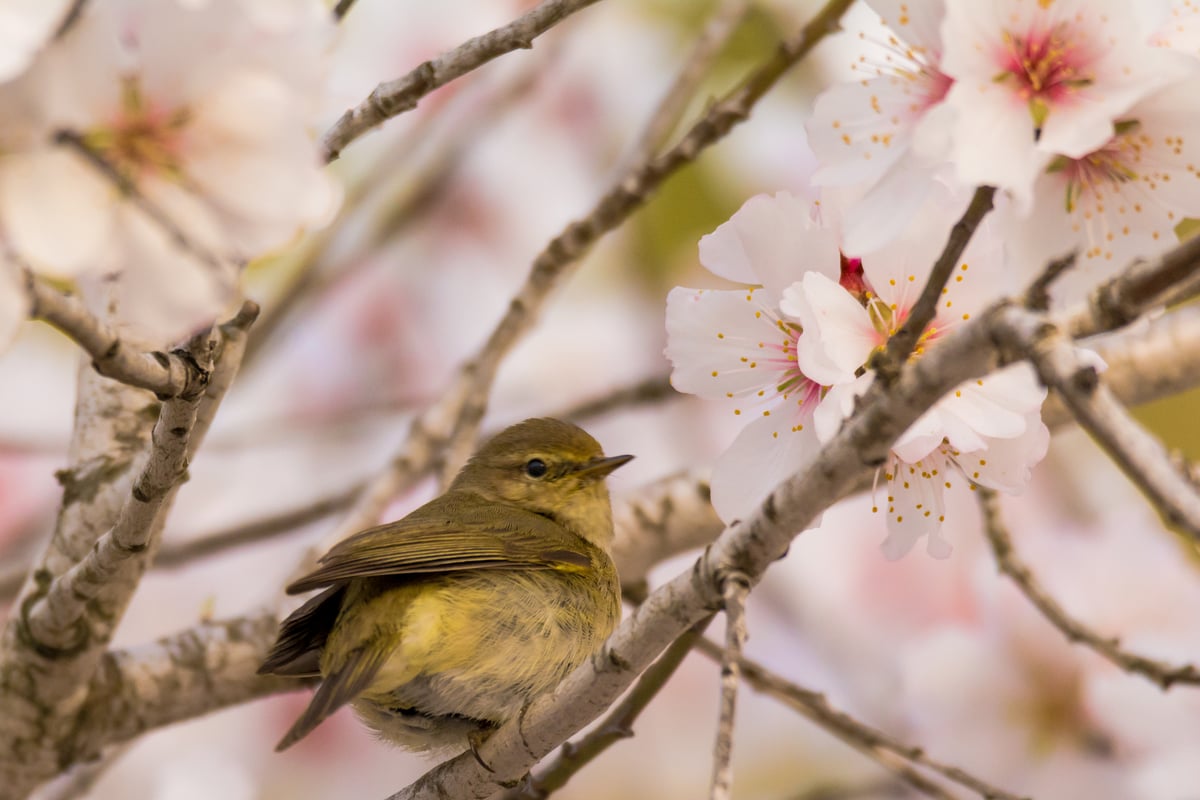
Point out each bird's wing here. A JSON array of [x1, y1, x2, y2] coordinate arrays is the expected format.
[[274, 641, 390, 752], [286, 496, 593, 594], [258, 583, 346, 677]]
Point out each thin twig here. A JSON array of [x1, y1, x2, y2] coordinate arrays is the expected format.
[[321, 0, 602, 160], [875, 186, 997, 380], [246, 54, 548, 364], [560, 374, 676, 421], [696, 640, 1026, 800], [432, 0, 860, 485], [1022, 251, 1078, 311], [978, 488, 1200, 689], [1020, 314, 1200, 541], [26, 275, 209, 399], [155, 485, 360, 569], [505, 617, 715, 799], [710, 573, 750, 800], [617, 0, 750, 172]]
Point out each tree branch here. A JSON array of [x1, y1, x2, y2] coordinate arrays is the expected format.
[[710, 573, 749, 800], [1018, 312, 1200, 541], [24, 329, 216, 653], [978, 488, 1200, 689], [69, 611, 309, 759], [320, 0, 602, 161], [27, 275, 210, 399], [504, 617, 713, 800], [616, 0, 750, 172], [695, 640, 1027, 800], [875, 185, 996, 379]]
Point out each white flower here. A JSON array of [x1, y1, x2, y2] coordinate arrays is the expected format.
[[0, 0, 72, 83], [780, 207, 1048, 559], [0, 0, 337, 343], [806, 0, 957, 252], [1000, 75, 1200, 302], [665, 192, 838, 524], [939, 0, 1194, 210]]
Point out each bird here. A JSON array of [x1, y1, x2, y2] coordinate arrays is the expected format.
[[259, 417, 631, 754]]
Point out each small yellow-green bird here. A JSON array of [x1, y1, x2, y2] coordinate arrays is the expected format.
[[259, 418, 630, 753]]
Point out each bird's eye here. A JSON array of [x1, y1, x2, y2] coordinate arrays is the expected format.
[[524, 458, 548, 478]]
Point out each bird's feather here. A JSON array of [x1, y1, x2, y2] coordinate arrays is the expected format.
[[286, 494, 594, 594]]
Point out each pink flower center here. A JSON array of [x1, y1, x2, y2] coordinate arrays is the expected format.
[[1047, 120, 1143, 212], [997, 22, 1097, 127], [87, 78, 189, 180]]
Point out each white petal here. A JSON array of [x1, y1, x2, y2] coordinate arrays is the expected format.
[[865, 0, 945, 53], [839, 158, 939, 255], [711, 412, 820, 526], [698, 192, 838, 298], [0, 147, 115, 276], [782, 272, 878, 384], [812, 373, 875, 443], [0, 0, 72, 81], [892, 408, 946, 464], [665, 286, 794, 400], [808, 76, 911, 188], [961, 413, 1049, 494], [108, 203, 237, 344], [879, 450, 951, 560]]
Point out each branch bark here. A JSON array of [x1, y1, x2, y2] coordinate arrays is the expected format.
[[320, 0, 602, 160], [27, 276, 210, 399]]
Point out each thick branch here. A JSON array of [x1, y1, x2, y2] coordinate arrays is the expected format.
[[69, 612, 309, 759], [27, 276, 209, 399], [979, 488, 1200, 689], [320, 0, 601, 160]]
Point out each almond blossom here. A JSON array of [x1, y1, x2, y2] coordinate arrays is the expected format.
[[939, 0, 1194, 210], [665, 191, 837, 524], [806, 0, 955, 252], [0, 0, 337, 343], [666, 191, 1049, 557], [781, 206, 1047, 559], [1000, 76, 1200, 301]]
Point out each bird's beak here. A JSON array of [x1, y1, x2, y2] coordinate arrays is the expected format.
[[574, 453, 634, 479]]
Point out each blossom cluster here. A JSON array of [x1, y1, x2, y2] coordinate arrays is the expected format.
[[0, 0, 336, 347], [667, 0, 1200, 558]]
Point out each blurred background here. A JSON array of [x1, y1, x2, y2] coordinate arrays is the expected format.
[[2, 1, 1199, 798]]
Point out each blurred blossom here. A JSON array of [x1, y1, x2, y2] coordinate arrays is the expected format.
[[667, 190, 1048, 557], [0, 255, 26, 351], [0, 0, 71, 82], [0, 0, 337, 343]]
